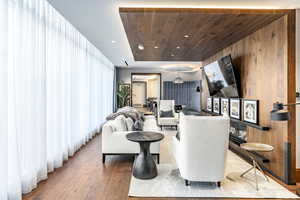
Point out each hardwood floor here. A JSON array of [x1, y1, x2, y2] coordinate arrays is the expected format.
[[23, 132, 299, 200]]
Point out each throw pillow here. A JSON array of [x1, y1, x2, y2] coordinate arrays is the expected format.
[[160, 110, 174, 118], [176, 131, 180, 140], [125, 117, 134, 131], [114, 115, 127, 131], [140, 112, 145, 121], [133, 120, 144, 131]]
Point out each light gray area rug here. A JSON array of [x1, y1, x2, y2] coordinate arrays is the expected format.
[[129, 151, 299, 198]]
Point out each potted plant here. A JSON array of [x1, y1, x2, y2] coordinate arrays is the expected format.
[[117, 83, 131, 108]]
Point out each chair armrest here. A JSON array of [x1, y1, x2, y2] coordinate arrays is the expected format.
[[174, 112, 179, 120]]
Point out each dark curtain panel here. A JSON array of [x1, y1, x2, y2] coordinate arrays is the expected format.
[[163, 81, 201, 111]]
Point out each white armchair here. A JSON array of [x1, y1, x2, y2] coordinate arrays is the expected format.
[[172, 112, 230, 187], [157, 100, 179, 130]]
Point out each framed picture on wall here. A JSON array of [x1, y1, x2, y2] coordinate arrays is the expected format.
[[230, 98, 241, 119], [243, 99, 259, 124], [207, 97, 213, 112], [213, 97, 221, 114], [221, 98, 230, 116]]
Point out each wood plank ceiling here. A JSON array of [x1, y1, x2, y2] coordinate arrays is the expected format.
[[119, 8, 289, 61]]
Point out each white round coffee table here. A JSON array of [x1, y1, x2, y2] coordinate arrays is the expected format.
[[240, 143, 274, 191]]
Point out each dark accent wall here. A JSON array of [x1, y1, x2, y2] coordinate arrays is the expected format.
[[163, 81, 201, 112], [201, 13, 296, 184]]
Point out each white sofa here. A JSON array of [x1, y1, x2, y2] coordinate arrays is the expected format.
[[172, 112, 230, 186], [157, 100, 179, 130], [102, 115, 162, 163]]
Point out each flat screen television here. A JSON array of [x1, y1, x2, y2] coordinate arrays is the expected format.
[[203, 55, 239, 97]]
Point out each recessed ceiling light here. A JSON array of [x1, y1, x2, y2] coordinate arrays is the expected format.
[[154, 46, 159, 49], [176, 46, 181, 49], [171, 54, 175, 57], [184, 35, 189, 38], [138, 44, 144, 50], [111, 40, 116, 43]]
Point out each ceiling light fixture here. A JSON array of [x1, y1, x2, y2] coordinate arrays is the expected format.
[[174, 72, 184, 84], [171, 54, 175, 57], [111, 40, 116, 44], [162, 64, 201, 72], [174, 76, 184, 84], [176, 46, 181, 49], [138, 44, 144, 50], [154, 46, 159, 49], [184, 35, 189, 38]]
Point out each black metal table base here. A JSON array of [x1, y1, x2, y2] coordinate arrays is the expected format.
[[133, 141, 157, 179]]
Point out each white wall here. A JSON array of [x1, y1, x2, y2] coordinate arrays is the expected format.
[[147, 78, 160, 99], [117, 67, 201, 84], [296, 9, 300, 168]]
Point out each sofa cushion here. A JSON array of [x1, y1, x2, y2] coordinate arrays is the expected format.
[[160, 110, 174, 118], [125, 117, 134, 131], [133, 120, 144, 131], [114, 115, 127, 131]]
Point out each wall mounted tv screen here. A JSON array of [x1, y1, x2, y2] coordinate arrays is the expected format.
[[203, 55, 239, 97]]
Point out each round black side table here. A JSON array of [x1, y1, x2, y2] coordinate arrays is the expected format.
[[126, 131, 164, 179]]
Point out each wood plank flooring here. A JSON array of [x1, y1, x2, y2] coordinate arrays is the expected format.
[[23, 132, 299, 200]]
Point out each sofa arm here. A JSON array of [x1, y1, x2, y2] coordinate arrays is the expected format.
[[172, 136, 181, 167]]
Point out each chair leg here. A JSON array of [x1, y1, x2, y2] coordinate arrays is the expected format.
[[157, 154, 160, 164], [102, 154, 105, 164], [185, 180, 190, 186], [255, 160, 269, 182], [253, 160, 259, 191], [217, 182, 221, 187]]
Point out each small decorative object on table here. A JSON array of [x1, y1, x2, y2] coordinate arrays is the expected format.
[[243, 99, 259, 124], [230, 98, 241, 119], [240, 142, 274, 191], [126, 131, 164, 179], [213, 97, 221, 114], [207, 97, 213, 111]]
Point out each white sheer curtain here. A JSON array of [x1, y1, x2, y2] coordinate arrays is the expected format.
[[1, 0, 114, 199], [0, 0, 8, 199]]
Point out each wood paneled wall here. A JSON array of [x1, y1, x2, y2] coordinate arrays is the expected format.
[[200, 12, 296, 183]]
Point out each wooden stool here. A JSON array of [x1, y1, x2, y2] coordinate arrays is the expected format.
[[240, 143, 274, 191]]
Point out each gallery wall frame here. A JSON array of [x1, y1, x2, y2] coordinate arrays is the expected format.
[[207, 97, 213, 111], [230, 98, 241, 120], [242, 99, 259, 124], [221, 98, 230, 116], [213, 97, 221, 114]]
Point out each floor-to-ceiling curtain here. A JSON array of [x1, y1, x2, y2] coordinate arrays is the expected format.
[[0, 1, 8, 199], [163, 81, 201, 111], [1, 0, 114, 199]]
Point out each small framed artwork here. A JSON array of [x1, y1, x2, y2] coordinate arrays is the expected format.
[[206, 97, 213, 112], [221, 98, 230, 116], [213, 97, 221, 114], [207, 97, 213, 111], [230, 98, 241, 119], [243, 99, 259, 124]]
